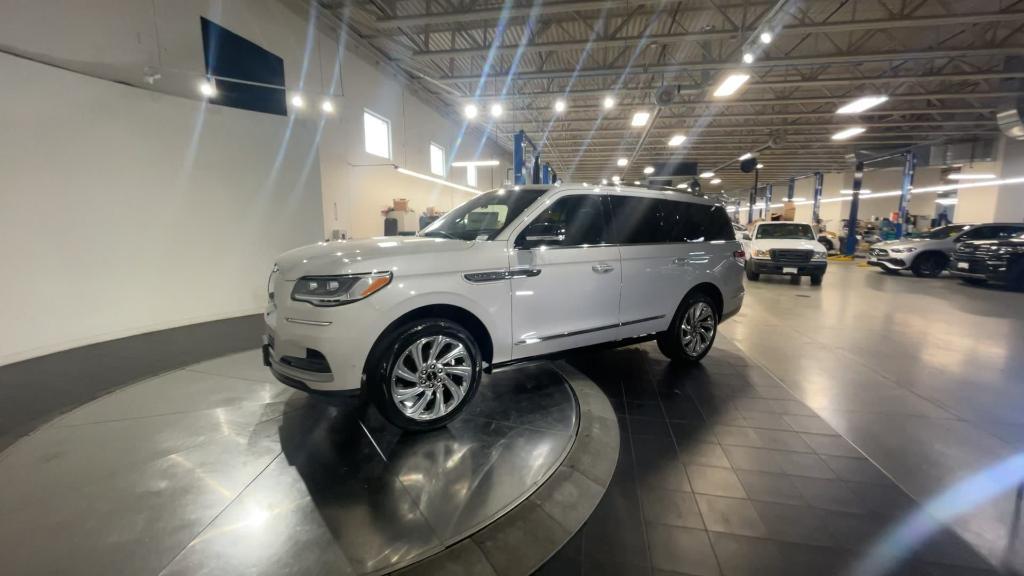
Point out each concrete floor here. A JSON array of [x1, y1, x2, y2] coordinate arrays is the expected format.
[[721, 262, 1024, 572]]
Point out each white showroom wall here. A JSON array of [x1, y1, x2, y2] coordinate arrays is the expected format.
[[0, 0, 510, 364], [0, 51, 324, 365]]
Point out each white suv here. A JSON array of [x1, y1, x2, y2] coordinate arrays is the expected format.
[[263, 185, 745, 430]]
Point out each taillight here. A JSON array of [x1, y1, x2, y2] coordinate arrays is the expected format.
[[733, 250, 746, 261]]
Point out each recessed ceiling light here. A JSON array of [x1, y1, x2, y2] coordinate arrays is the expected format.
[[612, 175, 621, 183], [643, 166, 655, 174], [710, 178, 722, 184], [633, 180, 641, 185], [836, 95, 889, 114], [464, 104, 478, 119], [760, 32, 773, 44], [948, 173, 996, 180], [603, 96, 615, 109], [290, 94, 305, 108], [700, 171, 715, 178], [601, 178, 608, 185], [490, 103, 503, 118], [832, 127, 866, 140], [713, 74, 750, 97], [198, 80, 216, 97], [617, 158, 629, 167], [668, 134, 686, 146], [742, 53, 755, 64], [554, 99, 566, 112], [321, 99, 335, 113], [631, 111, 651, 127], [756, 163, 764, 169]]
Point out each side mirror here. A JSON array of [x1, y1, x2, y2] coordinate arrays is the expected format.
[[517, 222, 565, 249]]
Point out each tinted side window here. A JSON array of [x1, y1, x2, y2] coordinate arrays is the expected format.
[[517, 194, 608, 247], [705, 205, 736, 241], [609, 196, 668, 243]]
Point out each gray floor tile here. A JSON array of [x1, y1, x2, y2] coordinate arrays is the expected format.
[[782, 414, 835, 434], [799, 433, 864, 458], [791, 476, 866, 513], [646, 524, 720, 576], [707, 532, 786, 576], [734, 470, 805, 505], [694, 494, 767, 538], [641, 489, 705, 529], [722, 445, 783, 473], [822, 455, 893, 485], [772, 450, 836, 479], [687, 465, 747, 498], [676, 442, 731, 468], [749, 500, 836, 546]]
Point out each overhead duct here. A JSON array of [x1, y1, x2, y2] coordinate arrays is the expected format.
[[997, 57, 1024, 140]]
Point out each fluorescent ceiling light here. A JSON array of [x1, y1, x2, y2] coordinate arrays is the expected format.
[[739, 152, 753, 160], [936, 198, 959, 205], [617, 158, 629, 167], [612, 175, 621, 183], [760, 32, 773, 44], [631, 111, 651, 126], [948, 173, 996, 180], [554, 99, 566, 112], [603, 96, 615, 109], [742, 53, 755, 64], [582, 182, 589, 187], [836, 95, 889, 114], [290, 94, 305, 108], [700, 171, 715, 178], [676, 183, 688, 189], [713, 74, 750, 97], [668, 134, 686, 146], [840, 189, 872, 194], [396, 166, 479, 194], [756, 163, 764, 169], [464, 104, 478, 119], [320, 99, 335, 113], [788, 197, 807, 202], [710, 178, 722, 184], [451, 159, 500, 167], [198, 80, 216, 97], [643, 166, 655, 174], [489, 103, 503, 118], [832, 127, 866, 140], [601, 178, 608, 185], [633, 180, 641, 185]]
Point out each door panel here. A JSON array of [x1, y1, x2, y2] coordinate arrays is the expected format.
[[508, 194, 621, 359]]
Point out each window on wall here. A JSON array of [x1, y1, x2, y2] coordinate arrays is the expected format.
[[466, 166, 478, 187], [429, 142, 445, 176], [363, 109, 391, 159]]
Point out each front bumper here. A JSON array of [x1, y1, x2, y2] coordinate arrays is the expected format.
[[749, 259, 827, 276], [866, 256, 908, 270], [948, 256, 1010, 282]]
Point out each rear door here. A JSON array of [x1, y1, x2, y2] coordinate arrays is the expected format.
[[508, 194, 621, 359], [613, 195, 735, 340]]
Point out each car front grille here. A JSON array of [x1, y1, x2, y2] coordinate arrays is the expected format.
[[770, 249, 813, 263], [869, 248, 889, 257]]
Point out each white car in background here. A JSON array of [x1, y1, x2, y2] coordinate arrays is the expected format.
[[744, 222, 828, 285], [263, 185, 745, 431], [867, 224, 974, 277]]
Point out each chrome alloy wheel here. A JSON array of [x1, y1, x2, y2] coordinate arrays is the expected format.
[[679, 301, 715, 356], [390, 335, 473, 421]]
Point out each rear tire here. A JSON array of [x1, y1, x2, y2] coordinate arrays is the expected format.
[[366, 318, 482, 432], [911, 252, 946, 278], [657, 293, 718, 363]]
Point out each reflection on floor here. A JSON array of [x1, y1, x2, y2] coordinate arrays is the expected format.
[[537, 339, 997, 576], [0, 351, 576, 576]]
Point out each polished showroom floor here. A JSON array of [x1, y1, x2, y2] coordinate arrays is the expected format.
[[539, 262, 1023, 576]]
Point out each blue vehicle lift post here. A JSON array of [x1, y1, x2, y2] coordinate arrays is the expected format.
[[787, 171, 824, 223], [842, 151, 916, 255]]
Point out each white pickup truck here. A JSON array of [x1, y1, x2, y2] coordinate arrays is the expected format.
[[742, 222, 828, 285]]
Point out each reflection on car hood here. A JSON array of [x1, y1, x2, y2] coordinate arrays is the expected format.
[[274, 236, 476, 280], [873, 237, 945, 250], [749, 239, 822, 251]]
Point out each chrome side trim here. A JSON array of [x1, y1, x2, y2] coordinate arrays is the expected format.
[[286, 318, 333, 326], [464, 268, 542, 283], [514, 314, 665, 345]]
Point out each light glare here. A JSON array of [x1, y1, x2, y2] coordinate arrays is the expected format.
[[713, 74, 750, 97], [700, 171, 715, 178], [948, 173, 996, 180], [198, 80, 216, 97], [631, 111, 651, 127], [321, 99, 334, 113], [668, 134, 686, 146], [464, 104, 479, 119], [643, 166, 655, 174], [290, 94, 305, 108], [832, 127, 866, 140], [742, 53, 754, 64], [617, 158, 628, 167], [760, 32, 773, 44], [603, 96, 615, 109], [554, 99, 566, 112], [490, 103, 503, 118], [836, 95, 889, 114]]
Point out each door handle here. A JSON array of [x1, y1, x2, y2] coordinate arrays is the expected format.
[[592, 263, 615, 273], [672, 257, 688, 266]]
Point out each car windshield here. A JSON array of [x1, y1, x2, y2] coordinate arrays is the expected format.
[[419, 188, 546, 241], [921, 224, 969, 239], [755, 223, 815, 240]]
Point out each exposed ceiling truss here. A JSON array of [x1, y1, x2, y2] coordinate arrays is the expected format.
[[314, 0, 1024, 196]]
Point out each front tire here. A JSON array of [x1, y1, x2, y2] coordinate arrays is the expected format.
[[911, 252, 946, 278], [745, 265, 760, 281], [657, 293, 718, 363], [810, 273, 824, 286], [367, 318, 482, 432]]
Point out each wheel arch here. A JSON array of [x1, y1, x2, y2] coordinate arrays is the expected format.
[[685, 282, 725, 319], [370, 304, 495, 367]]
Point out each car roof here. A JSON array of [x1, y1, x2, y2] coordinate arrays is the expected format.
[[556, 183, 721, 206]]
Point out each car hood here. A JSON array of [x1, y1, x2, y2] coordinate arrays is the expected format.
[[749, 238, 822, 251], [274, 236, 477, 280], [872, 237, 944, 250]]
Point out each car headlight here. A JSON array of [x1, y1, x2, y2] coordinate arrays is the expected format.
[[291, 272, 392, 307], [753, 249, 771, 259], [267, 264, 279, 303], [889, 247, 917, 253], [813, 250, 827, 260]]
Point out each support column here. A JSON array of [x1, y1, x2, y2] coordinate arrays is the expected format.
[[811, 172, 824, 224], [895, 152, 917, 238], [763, 183, 773, 219], [844, 162, 865, 256], [787, 178, 795, 201]]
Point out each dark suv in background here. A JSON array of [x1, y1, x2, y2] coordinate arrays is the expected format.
[[948, 224, 1024, 289]]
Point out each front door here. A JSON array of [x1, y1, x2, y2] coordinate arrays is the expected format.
[[508, 194, 621, 359]]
